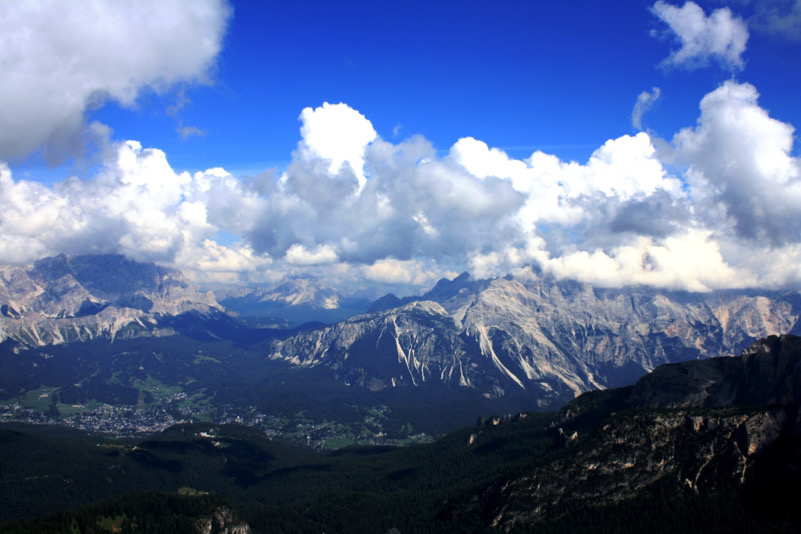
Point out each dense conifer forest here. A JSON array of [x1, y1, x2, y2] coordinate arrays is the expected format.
[[3, 383, 801, 533]]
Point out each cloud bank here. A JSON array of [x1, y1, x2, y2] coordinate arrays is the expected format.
[[0, 0, 230, 163], [1, 82, 800, 292], [1, 0, 799, 294]]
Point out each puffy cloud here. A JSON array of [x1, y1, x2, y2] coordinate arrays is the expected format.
[[247, 120, 526, 267], [297, 103, 377, 189], [362, 258, 442, 286], [285, 244, 339, 266], [175, 240, 273, 286], [0, 140, 266, 285], [0, 0, 230, 162], [632, 87, 661, 131], [2, 82, 801, 293], [672, 81, 801, 245], [538, 230, 751, 292], [651, 1, 749, 70], [451, 131, 684, 256], [447, 82, 801, 290], [4, 0, 800, 298]]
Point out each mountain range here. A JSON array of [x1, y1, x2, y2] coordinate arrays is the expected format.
[[0, 254, 224, 347], [264, 270, 801, 408], [467, 334, 801, 530], [2, 253, 801, 531], [215, 276, 370, 325], [1, 254, 800, 412]]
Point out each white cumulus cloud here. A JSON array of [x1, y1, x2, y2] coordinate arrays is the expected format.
[[672, 81, 801, 245], [651, 1, 749, 70], [362, 258, 442, 286], [0, 0, 231, 163], [1, 82, 800, 293], [297, 102, 378, 189], [285, 244, 340, 266]]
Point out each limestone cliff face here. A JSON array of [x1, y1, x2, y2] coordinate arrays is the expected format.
[[268, 301, 478, 392], [267, 272, 801, 407], [0, 254, 223, 347]]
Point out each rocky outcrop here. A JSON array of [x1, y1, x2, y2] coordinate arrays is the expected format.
[[195, 506, 251, 534], [0, 254, 224, 347], [629, 334, 801, 408], [478, 406, 801, 530], [465, 335, 801, 531], [267, 300, 483, 392]]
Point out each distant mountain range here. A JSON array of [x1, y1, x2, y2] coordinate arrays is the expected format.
[[4, 260, 801, 530], [0, 254, 226, 347], [1, 254, 800, 411], [215, 276, 370, 325]]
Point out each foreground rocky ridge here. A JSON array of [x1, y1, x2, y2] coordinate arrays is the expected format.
[[630, 333, 801, 408], [467, 334, 801, 531], [0, 254, 223, 347], [267, 271, 801, 407]]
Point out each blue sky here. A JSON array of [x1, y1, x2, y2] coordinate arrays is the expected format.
[[2, 0, 801, 294], [89, 0, 796, 171]]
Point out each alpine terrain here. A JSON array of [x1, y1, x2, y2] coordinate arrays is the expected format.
[[265, 271, 801, 408], [2, 254, 800, 414], [216, 275, 370, 325], [0, 254, 227, 348]]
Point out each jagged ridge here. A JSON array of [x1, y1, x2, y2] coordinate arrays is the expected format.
[[266, 271, 801, 408], [0, 254, 223, 347]]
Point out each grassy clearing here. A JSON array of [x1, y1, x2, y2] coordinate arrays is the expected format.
[[18, 387, 58, 411], [325, 437, 357, 449], [192, 354, 222, 364], [131, 376, 183, 402], [56, 400, 103, 417]]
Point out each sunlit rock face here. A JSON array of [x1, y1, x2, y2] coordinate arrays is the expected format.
[[0, 254, 223, 346], [267, 273, 801, 407]]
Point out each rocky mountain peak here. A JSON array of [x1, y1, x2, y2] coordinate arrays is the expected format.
[[263, 276, 340, 309], [0, 253, 223, 347]]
